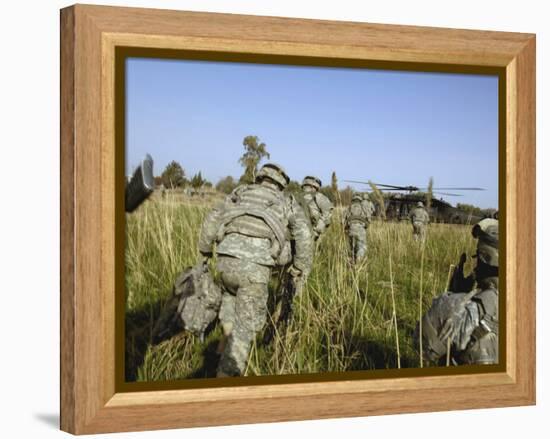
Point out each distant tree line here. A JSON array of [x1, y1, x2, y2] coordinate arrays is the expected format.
[[455, 203, 497, 218], [156, 160, 212, 190]]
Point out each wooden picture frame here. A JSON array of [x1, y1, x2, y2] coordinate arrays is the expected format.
[[60, 4, 536, 434]]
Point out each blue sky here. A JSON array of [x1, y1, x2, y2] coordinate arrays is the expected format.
[[126, 58, 499, 208]]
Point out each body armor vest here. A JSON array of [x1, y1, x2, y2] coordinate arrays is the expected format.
[[347, 202, 369, 224], [220, 184, 288, 256]]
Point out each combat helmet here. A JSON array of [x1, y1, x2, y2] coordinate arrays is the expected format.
[[256, 163, 290, 189], [352, 193, 363, 202], [472, 218, 498, 268], [302, 176, 322, 191], [417, 201, 424, 208]]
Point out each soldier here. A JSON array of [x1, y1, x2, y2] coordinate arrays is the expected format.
[[198, 163, 313, 377], [362, 193, 376, 219], [409, 201, 430, 242], [301, 176, 334, 241], [345, 193, 372, 264], [415, 218, 499, 365]]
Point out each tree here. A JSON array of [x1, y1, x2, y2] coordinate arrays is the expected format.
[[456, 203, 483, 217], [319, 186, 335, 203], [238, 135, 270, 184], [216, 176, 237, 194], [190, 171, 206, 189], [339, 186, 354, 206], [161, 161, 185, 189]]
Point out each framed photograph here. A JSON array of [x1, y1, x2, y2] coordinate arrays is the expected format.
[[60, 4, 536, 434]]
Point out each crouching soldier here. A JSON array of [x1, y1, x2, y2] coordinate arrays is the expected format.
[[155, 163, 313, 377], [345, 193, 372, 265], [415, 218, 499, 365], [301, 176, 334, 241]]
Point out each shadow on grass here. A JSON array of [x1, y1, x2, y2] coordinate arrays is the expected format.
[[186, 338, 222, 379], [342, 332, 416, 370], [125, 297, 223, 381], [125, 298, 171, 382]]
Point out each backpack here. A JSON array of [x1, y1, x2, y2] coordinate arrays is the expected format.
[[174, 263, 222, 340]]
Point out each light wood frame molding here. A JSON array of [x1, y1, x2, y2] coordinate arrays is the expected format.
[[60, 4, 536, 434]]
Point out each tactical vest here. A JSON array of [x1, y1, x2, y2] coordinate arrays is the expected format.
[[411, 208, 429, 224], [219, 184, 289, 261], [347, 202, 369, 225]]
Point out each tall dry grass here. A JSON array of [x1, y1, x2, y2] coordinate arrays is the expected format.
[[125, 192, 475, 381]]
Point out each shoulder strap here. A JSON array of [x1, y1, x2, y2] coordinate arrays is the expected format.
[[220, 206, 287, 251]]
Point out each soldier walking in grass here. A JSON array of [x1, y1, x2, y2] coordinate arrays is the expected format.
[[345, 193, 372, 265], [415, 218, 499, 365], [362, 193, 376, 220], [301, 176, 334, 242], [409, 201, 430, 242], [197, 163, 313, 377]]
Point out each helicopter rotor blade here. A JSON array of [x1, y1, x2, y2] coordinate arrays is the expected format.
[[418, 187, 485, 191], [343, 180, 485, 192], [342, 180, 409, 190], [432, 191, 463, 197]]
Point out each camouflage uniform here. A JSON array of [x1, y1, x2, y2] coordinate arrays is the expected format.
[[362, 194, 376, 220], [409, 201, 430, 242], [345, 193, 372, 264], [301, 176, 334, 241], [415, 218, 499, 365], [198, 163, 313, 376]]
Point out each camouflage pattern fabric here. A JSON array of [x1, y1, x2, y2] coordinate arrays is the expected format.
[[196, 177, 313, 376], [361, 198, 375, 220], [303, 191, 334, 240], [345, 200, 371, 264], [409, 207, 429, 242], [174, 263, 221, 339], [347, 222, 367, 264], [216, 256, 271, 376], [415, 287, 499, 365], [199, 183, 313, 274], [416, 218, 499, 365], [151, 263, 221, 344]]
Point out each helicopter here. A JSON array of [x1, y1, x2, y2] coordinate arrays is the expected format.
[[343, 180, 488, 224]]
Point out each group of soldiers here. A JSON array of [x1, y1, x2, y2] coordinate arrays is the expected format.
[[142, 161, 498, 377]]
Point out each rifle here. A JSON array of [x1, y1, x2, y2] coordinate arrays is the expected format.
[[262, 267, 301, 345], [448, 252, 475, 293], [125, 154, 154, 213], [278, 269, 299, 330]]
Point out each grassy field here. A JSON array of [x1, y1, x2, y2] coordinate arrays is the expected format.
[[125, 191, 476, 381]]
